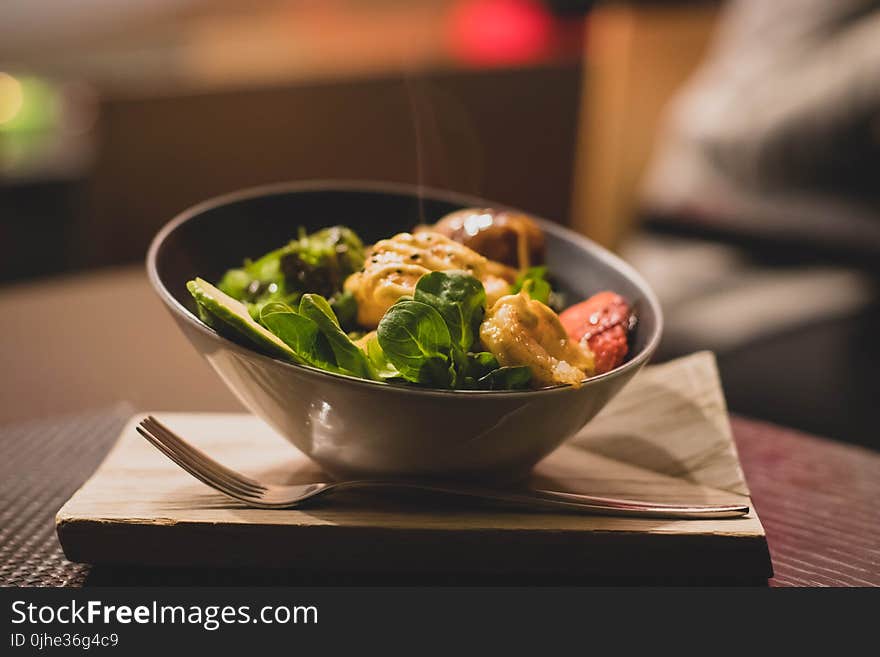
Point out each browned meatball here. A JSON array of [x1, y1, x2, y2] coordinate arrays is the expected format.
[[415, 208, 545, 269]]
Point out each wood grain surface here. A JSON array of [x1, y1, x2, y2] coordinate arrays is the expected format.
[[56, 353, 772, 581], [733, 418, 880, 587]]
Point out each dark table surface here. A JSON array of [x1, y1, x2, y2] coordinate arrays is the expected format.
[[1, 406, 878, 587]]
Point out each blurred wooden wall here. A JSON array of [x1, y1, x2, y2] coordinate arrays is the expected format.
[[571, 2, 720, 249], [75, 65, 581, 270]]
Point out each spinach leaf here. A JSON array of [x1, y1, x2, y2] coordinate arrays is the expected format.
[[298, 294, 372, 378], [510, 266, 552, 305], [377, 300, 453, 387], [258, 302, 338, 371], [465, 351, 500, 379], [365, 334, 404, 381], [455, 353, 531, 390], [375, 273, 534, 389], [477, 366, 532, 390], [413, 271, 486, 352], [329, 289, 358, 331]]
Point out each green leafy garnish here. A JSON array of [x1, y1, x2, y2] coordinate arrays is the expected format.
[[365, 334, 404, 381], [477, 366, 532, 390], [217, 226, 365, 309], [259, 302, 338, 372], [456, 353, 531, 389], [297, 294, 372, 378], [376, 273, 533, 390], [377, 300, 454, 387], [510, 266, 552, 305], [466, 351, 499, 377], [413, 271, 486, 352], [329, 289, 358, 331]]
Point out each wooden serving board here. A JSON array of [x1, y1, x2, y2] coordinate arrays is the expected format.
[[56, 352, 772, 582]]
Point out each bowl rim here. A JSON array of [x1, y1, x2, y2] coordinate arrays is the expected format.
[[146, 179, 663, 398]]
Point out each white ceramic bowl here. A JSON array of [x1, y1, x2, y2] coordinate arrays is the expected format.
[[147, 181, 663, 481]]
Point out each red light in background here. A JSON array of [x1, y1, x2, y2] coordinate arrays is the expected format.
[[448, 0, 555, 67]]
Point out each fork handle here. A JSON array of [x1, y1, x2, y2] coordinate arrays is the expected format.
[[336, 481, 749, 519], [529, 488, 750, 519]]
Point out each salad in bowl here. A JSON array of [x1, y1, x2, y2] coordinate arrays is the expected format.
[[187, 209, 636, 393]]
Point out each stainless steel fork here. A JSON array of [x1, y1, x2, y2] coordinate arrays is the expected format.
[[135, 416, 749, 519]]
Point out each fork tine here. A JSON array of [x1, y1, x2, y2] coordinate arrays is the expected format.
[[138, 419, 264, 497], [137, 422, 264, 498], [136, 425, 264, 502], [142, 416, 265, 493], [135, 426, 257, 501]]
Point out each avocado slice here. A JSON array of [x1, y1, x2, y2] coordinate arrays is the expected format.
[[186, 277, 302, 364]]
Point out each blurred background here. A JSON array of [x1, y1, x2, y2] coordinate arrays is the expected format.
[[2, 0, 878, 450]]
